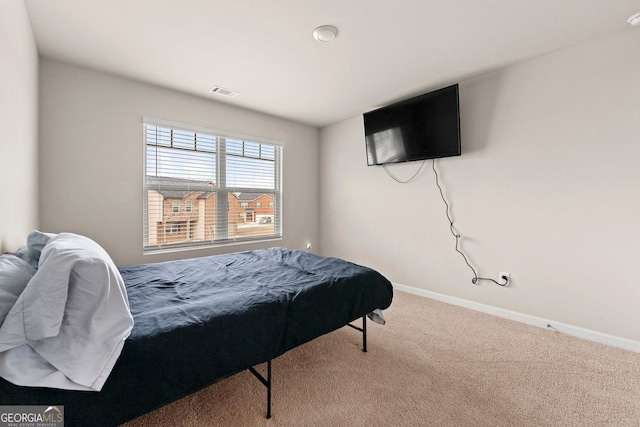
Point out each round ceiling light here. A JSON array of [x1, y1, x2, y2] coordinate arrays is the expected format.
[[628, 12, 640, 26], [313, 25, 338, 42]]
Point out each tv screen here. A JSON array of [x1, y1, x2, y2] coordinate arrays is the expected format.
[[364, 84, 461, 166]]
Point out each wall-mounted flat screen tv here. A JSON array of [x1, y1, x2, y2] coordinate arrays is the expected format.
[[364, 84, 461, 166]]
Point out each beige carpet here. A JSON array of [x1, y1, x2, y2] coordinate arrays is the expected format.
[[122, 291, 640, 426]]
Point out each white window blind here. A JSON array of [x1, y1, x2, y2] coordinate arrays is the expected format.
[[143, 119, 283, 252]]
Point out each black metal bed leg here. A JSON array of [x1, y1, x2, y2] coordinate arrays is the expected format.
[[248, 359, 272, 419], [346, 315, 368, 352], [266, 359, 272, 419], [362, 315, 367, 353]]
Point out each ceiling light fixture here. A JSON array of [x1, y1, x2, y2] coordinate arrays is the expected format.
[[628, 12, 640, 26], [313, 25, 338, 42]]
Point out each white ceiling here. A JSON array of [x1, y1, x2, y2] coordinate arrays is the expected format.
[[24, 0, 640, 128]]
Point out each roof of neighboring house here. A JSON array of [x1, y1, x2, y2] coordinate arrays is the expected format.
[[147, 175, 215, 187], [147, 177, 273, 202], [157, 190, 194, 199], [147, 175, 215, 200], [235, 192, 274, 201]]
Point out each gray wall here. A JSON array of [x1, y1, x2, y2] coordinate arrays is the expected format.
[[0, 1, 39, 252], [38, 59, 320, 266], [319, 29, 640, 343]]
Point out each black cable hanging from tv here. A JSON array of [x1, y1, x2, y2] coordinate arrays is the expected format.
[[431, 159, 507, 287]]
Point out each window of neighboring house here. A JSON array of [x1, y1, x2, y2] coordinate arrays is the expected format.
[[256, 202, 261, 208], [143, 119, 283, 252]]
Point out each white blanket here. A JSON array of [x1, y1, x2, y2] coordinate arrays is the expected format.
[[0, 233, 133, 391]]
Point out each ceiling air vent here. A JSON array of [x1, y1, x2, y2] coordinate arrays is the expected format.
[[210, 86, 240, 98]]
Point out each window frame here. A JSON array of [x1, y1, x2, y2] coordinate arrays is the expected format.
[[143, 118, 283, 254]]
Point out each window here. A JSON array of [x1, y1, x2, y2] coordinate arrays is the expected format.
[[144, 119, 283, 252], [256, 202, 262, 208]]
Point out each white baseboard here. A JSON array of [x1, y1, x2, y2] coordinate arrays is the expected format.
[[392, 283, 640, 354]]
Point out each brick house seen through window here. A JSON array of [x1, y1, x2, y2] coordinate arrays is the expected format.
[[146, 176, 276, 246]]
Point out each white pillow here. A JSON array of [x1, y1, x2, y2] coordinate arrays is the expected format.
[[0, 233, 133, 391], [0, 255, 37, 325], [13, 231, 57, 269]]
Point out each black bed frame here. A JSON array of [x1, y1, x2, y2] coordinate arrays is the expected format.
[[247, 315, 367, 419]]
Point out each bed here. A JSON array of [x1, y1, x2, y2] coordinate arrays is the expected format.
[[0, 232, 393, 426]]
